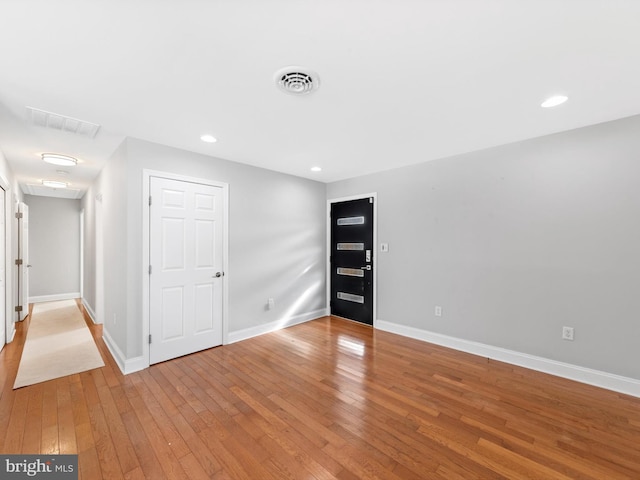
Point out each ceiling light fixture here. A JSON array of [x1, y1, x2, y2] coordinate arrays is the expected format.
[[42, 180, 68, 188], [41, 153, 77, 166], [200, 134, 217, 143], [541, 95, 568, 108], [311, 166, 322, 172]]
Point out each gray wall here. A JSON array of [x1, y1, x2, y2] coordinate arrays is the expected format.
[[25, 195, 80, 299], [327, 114, 640, 380], [83, 137, 326, 359]]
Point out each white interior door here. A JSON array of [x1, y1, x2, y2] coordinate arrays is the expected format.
[[149, 176, 223, 364], [18, 202, 28, 321], [0, 189, 5, 348]]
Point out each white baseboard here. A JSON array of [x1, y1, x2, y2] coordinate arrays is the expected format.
[[30, 292, 81, 303], [7, 324, 15, 344], [375, 319, 640, 398], [81, 298, 98, 324], [102, 328, 147, 375], [227, 308, 328, 344], [104, 308, 328, 376]]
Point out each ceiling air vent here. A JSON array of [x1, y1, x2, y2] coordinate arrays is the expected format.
[[275, 67, 319, 95], [26, 106, 101, 138]]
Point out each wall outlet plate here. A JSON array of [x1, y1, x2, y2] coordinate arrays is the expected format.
[[562, 326, 574, 341]]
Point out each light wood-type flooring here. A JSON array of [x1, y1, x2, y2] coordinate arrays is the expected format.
[[1, 305, 639, 479]]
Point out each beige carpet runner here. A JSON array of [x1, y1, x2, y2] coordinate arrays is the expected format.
[[13, 299, 105, 389]]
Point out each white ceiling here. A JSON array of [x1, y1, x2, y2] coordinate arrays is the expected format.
[[1, 0, 640, 198]]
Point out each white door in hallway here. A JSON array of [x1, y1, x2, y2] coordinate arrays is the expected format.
[[149, 176, 224, 364], [0, 189, 5, 348], [18, 202, 29, 321]]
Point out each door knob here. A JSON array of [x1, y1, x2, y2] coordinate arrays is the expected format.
[[214, 272, 223, 277]]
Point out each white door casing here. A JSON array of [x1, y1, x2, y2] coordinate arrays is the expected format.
[[0, 188, 5, 348], [95, 195, 104, 324], [149, 176, 224, 364]]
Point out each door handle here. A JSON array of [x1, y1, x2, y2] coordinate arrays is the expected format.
[[214, 272, 224, 278]]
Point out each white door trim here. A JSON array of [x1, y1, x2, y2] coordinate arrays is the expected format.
[[327, 192, 378, 327], [0, 174, 8, 346], [79, 209, 84, 301], [95, 194, 104, 324], [142, 169, 229, 369], [0, 180, 6, 349]]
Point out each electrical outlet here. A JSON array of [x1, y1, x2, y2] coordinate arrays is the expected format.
[[267, 298, 275, 310], [434, 305, 442, 317], [380, 243, 389, 252], [562, 326, 574, 341]]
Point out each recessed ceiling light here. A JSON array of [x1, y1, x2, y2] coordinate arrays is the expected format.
[[200, 134, 217, 143], [311, 166, 322, 172], [541, 95, 568, 108], [42, 180, 68, 188], [41, 153, 77, 166]]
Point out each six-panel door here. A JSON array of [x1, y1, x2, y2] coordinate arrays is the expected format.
[[149, 177, 223, 364]]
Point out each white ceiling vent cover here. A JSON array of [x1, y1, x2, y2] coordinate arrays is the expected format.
[[26, 106, 101, 138], [275, 67, 319, 95]]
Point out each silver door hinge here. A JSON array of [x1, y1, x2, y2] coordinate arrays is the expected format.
[[370, 197, 373, 203], [15, 305, 22, 312], [149, 196, 152, 206], [15, 259, 22, 266], [15, 212, 23, 219], [149, 334, 152, 344]]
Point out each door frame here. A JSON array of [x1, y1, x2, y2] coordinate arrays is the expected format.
[[95, 194, 104, 324], [0, 176, 7, 347], [327, 192, 378, 326], [141, 169, 229, 368]]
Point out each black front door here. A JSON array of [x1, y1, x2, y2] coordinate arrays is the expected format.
[[330, 197, 374, 325]]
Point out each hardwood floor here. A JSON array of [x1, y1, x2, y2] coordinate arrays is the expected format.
[[1, 308, 639, 479]]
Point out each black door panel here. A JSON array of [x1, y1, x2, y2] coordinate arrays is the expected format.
[[330, 198, 374, 325]]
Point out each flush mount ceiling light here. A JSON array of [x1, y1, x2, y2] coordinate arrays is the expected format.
[[42, 180, 68, 188], [541, 95, 568, 108], [200, 134, 217, 143], [311, 166, 322, 172], [41, 153, 77, 166], [275, 66, 320, 95]]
